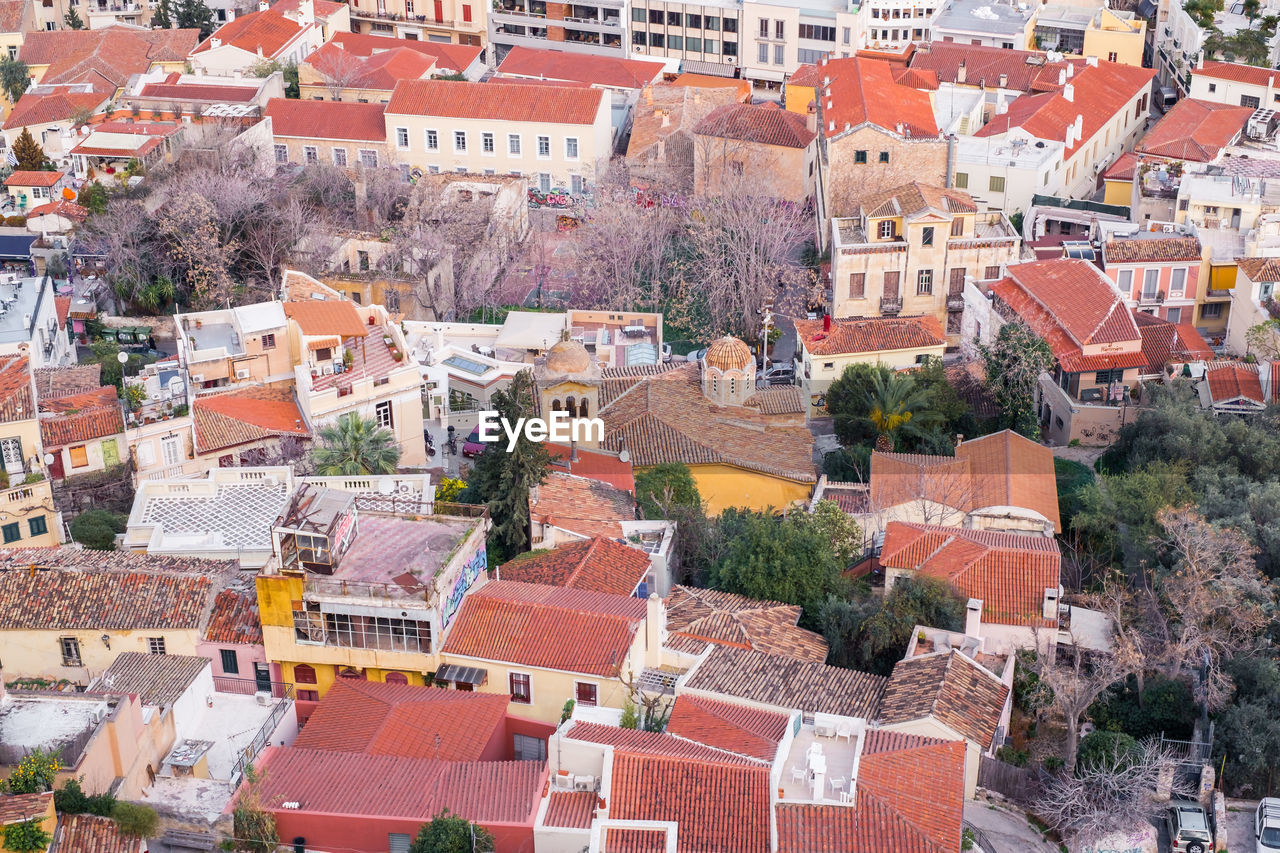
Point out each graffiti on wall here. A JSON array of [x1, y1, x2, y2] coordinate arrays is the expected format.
[[441, 547, 487, 631], [528, 186, 591, 209]]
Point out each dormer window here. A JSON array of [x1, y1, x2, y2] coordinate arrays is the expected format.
[[878, 220, 895, 240]]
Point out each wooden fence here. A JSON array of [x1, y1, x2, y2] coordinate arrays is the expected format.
[[977, 755, 1050, 805]]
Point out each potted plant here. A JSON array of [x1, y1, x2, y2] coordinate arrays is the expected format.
[[343, 349, 354, 369]]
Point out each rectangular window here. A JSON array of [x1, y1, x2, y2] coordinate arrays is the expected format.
[[1142, 268, 1159, 298], [921, 226, 934, 246], [148, 637, 166, 655], [1201, 303, 1222, 319], [388, 834, 411, 853], [2, 521, 19, 543], [1170, 267, 1186, 295], [261, 333, 277, 350], [571, 174, 584, 194], [395, 126, 409, 148], [650, 32, 664, 47], [878, 151, 889, 163], [842, 25, 850, 43], [667, 9, 681, 25], [565, 137, 579, 159], [854, 150, 867, 164], [723, 39, 737, 55], [687, 13, 701, 28], [508, 134, 521, 155], [510, 672, 531, 703], [482, 132, 494, 153], [60, 637, 81, 667], [632, 30, 646, 45], [985, 265, 1001, 280], [723, 17, 736, 32], [774, 44, 784, 64], [758, 42, 768, 63], [706, 15, 719, 29], [649, 8, 662, 23], [775, 19, 784, 38], [27, 516, 46, 538], [989, 175, 1005, 193], [537, 136, 550, 157], [539, 172, 551, 192], [1242, 94, 1261, 109], [359, 149, 378, 168], [953, 172, 968, 189], [331, 147, 347, 166], [426, 129, 439, 150], [878, 219, 894, 239], [948, 267, 966, 294], [849, 272, 865, 298], [669, 34, 683, 50], [704, 38, 717, 53], [220, 648, 239, 674], [375, 400, 393, 429], [69, 445, 88, 468], [797, 23, 835, 40], [917, 269, 933, 294], [1117, 268, 1133, 293], [1095, 368, 1124, 384], [576, 682, 598, 706], [1166, 307, 1182, 324], [686, 36, 701, 51], [274, 144, 287, 164], [454, 130, 467, 152], [759, 17, 768, 36], [303, 145, 318, 165], [513, 733, 546, 761], [632, 7, 644, 21]]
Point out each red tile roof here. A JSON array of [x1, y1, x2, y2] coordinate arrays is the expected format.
[[672, 73, 752, 101], [815, 56, 938, 139], [499, 536, 650, 597], [1103, 235, 1202, 264], [1236, 257, 1280, 282], [441, 580, 645, 676], [976, 61, 1156, 157], [664, 585, 829, 663], [604, 829, 668, 852], [139, 81, 260, 103], [880, 521, 1061, 627], [54, 814, 141, 853], [1137, 98, 1253, 161], [29, 201, 88, 223], [544, 791, 595, 828], [609, 753, 772, 853], [1206, 364, 1264, 404], [305, 42, 435, 92], [497, 46, 664, 90], [908, 42, 1083, 93], [1193, 60, 1280, 88], [880, 651, 1011, 749], [0, 356, 32, 425], [4, 170, 62, 188], [325, 31, 481, 72], [193, 8, 309, 58], [529, 470, 636, 540], [664, 694, 789, 762], [252, 746, 544, 823], [294, 678, 510, 760], [990, 259, 1145, 373], [3, 88, 108, 131], [859, 181, 977, 219], [203, 587, 263, 645], [682, 645, 886, 718], [795, 314, 945, 357], [20, 29, 199, 94], [1134, 312, 1215, 373], [265, 98, 387, 142], [38, 384, 124, 448], [545, 442, 635, 492], [693, 101, 815, 149], [0, 0, 28, 33], [283, 298, 368, 336], [388, 79, 604, 125], [0, 792, 51, 824], [563, 721, 761, 765], [0, 565, 216, 630], [193, 385, 308, 454]]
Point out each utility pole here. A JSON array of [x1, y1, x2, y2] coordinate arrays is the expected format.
[[759, 302, 774, 383]]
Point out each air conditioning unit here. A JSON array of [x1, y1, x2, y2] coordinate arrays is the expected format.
[[322, 364, 334, 375], [1162, 224, 1175, 232], [235, 367, 250, 380], [190, 373, 204, 383], [254, 691, 272, 706]]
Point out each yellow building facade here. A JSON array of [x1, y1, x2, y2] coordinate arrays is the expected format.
[[678, 462, 814, 516]]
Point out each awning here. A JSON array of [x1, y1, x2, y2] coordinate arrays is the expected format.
[[435, 664, 487, 685], [682, 59, 736, 78]]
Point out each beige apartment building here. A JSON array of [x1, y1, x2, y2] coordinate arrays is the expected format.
[[384, 79, 613, 192], [739, 0, 859, 87], [829, 182, 1021, 338], [347, 0, 487, 43], [176, 302, 295, 392]]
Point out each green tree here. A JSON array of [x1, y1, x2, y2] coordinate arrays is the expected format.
[[1076, 730, 1139, 772], [1054, 457, 1095, 533], [914, 354, 983, 444], [311, 412, 401, 475], [173, 0, 215, 37], [825, 362, 892, 447], [69, 510, 127, 551], [978, 320, 1053, 438], [457, 370, 550, 562], [248, 58, 300, 98], [63, 7, 85, 27], [151, 0, 172, 27], [634, 462, 700, 519], [79, 182, 109, 215], [232, 765, 278, 853], [54, 778, 117, 816], [409, 810, 495, 853], [866, 369, 943, 452], [1072, 461, 1193, 570], [111, 802, 157, 839], [0, 58, 28, 106], [10, 127, 45, 171], [823, 576, 967, 675], [1214, 654, 1280, 796], [2, 819, 49, 853]]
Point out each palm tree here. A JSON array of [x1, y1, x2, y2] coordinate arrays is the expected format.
[[866, 370, 941, 452], [311, 412, 400, 475]]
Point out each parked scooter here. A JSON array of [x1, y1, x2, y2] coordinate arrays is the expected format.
[[424, 430, 436, 457], [445, 425, 458, 456]]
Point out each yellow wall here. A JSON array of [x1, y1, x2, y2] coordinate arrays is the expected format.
[[1, 793, 55, 842], [801, 343, 946, 393], [1081, 11, 1145, 66], [784, 83, 817, 116], [676, 462, 813, 515], [1102, 177, 1133, 207], [0, 627, 202, 682]]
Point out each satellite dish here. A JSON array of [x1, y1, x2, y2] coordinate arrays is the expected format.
[[43, 454, 53, 466], [618, 449, 630, 463]]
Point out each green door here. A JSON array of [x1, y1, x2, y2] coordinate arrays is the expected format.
[[101, 438, 119, 468]]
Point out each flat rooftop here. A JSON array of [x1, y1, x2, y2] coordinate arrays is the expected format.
[[935, 0, 1033, 35], [956, 134, 1062, 170], [0, 693, 109, 765], [330, 513, 478, 587], [135, 482, 291, 553], [0, 276, 51, 344]]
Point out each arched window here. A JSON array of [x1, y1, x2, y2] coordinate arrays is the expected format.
[[578, 398, 589, 418], [384, 672, 409, 685], [565, 395, 576, 416], [337, 666, 365, 680], [551, 399, 562, 411], [293, 664, 317, 684]]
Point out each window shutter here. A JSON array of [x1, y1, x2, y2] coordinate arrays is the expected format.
[[388, 834, 411, 853]]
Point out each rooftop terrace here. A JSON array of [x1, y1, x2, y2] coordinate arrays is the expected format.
[[0, 692, 110, 767]]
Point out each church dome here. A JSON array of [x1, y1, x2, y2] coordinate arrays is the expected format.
[[703, 336, 752, 372], [545, 339, 591, 375]]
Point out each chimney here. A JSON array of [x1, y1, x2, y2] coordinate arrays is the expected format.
[[256, 45, 265, 58], [661, 111, 670, 128], [1085, 54, 1098, 67], [1063, 83, 1074, 102], [258, 0, 267, 9], [965, 598, 983, 638], [1057, 68, 1066, 86], [298, 0, 315, 25], [957, 59, 966, 85], [210, 36, 222, 47], [806, 103, 817, 134], [645, 593, 666, 666], [1066, 62, 1075, 79], [823, 314, 831, 332], [998, 72, 1007, 88], [1074, 114, 1083, 138]]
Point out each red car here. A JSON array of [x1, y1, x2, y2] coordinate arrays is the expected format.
[[462, 428, 487, 458]]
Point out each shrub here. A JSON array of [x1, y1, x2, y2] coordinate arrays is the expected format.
[[111, 802, 157, 838], [1043, 755, 1065, 773], [69, 510, 127, 551], [3, 216, 26, 227], [997, 746, 1029, 767], [1089, 675, 1195, 741], [54, 778, 117, 816], [6, 748, 60, 793], [3, 818, 49, 852], [1076, 730, 1140, 772], [620, 699, 639, 730]]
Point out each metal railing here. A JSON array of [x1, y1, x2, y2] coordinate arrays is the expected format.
[[963, 821, 998, 853], [228, 685, 295, 788], [212, 676, 295, 700], [880, 298, 902, 314]]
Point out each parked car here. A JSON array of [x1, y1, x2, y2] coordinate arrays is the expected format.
[[687, 348, 707, 363], [662, 343, 672, 363], [1257, 798, 1280, 853], [461, 428, 486, 458], [761, 363, 796, 386], [1166, 800, 1213, 853]]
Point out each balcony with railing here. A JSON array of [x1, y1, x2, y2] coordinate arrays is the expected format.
[[880, 297, 902, 314], [1138, 289, 1166, 306]]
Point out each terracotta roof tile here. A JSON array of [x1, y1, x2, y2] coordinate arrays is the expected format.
[[563, 721, 762, 765], [35, 202, 88, 223], [54, 814, 139, 853], [3, 89, 108, 131], [1135, 312, 1215, 373], [38, 384, 116, 414], [744, 385, 805, 415], [441, 580, 645, 676], [545, 442, 636, 492], [499, 536, 650, 597], [203, 587, 263, 644], [0, 0, 27, 33], [1206, 364, 1265, 404], [1137, 99, 1252, 161], [671, 74, 752, 101], [294, 679, 510, 760], [665, 585, 829, 663], [945, 360, 999, 420], [544, 791, 595, 828], [194, 9, 309, 58], [795, 314, 945, 357], [387, 79, 604, 125], [20, 29, 200, 94], [604, 829, 668, 853], [283, 298, 368, 336], [253, 746, 544, 823], [1193, 61, 1280, 88], [139, 81, 260, 102], [693, 101, 815, 149], [975, 61, 1156, 157], [601, 363, 815, 483], [0, 793, 51, 824], [96, 652, 208, 705], [776, 798, 943, 853], [664, 694, 789, 762], [0, 356, 33, 425], [880, 521, 1061, 627], [626, 83, 744, 160], [266, 99, 387, 142], [0, 564, 218, 630], [861, 181, 977, 220], [304, 42, 435, 93], [529, 471, 636, 540], [816, 56, 938, 139], [33, 364, 101, 399], [4, 170, 62, 187], [909, 42, 1083, 93], [1237, 257, 1280, 281], [683, 645, 886, 718], [879, 650, 1010, 749], [497, 46, 664, 89], [856, 729, 966, 853], [1103, 236, 1202, 264], [325, 31, 481, 72], [609, 753, 771, 853], [37, 384, 123, 448], [193, 385, 308, 454]]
